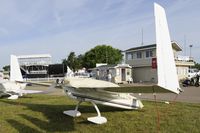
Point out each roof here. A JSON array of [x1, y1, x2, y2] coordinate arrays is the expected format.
[[96, 64, 132, 69], [125, 41, 182, 52], [171, 41, 182, 51], [17, 54, 52, 59], [97, 64, 116, 68], [125, 44, 156, 52]]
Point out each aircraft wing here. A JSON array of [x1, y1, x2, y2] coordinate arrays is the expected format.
[[16, 81, 58, 94], [16, 81, 53, 87], [20, 89, 43, 94], [65, 77, 176, 94], [79, 85, 173, 93]]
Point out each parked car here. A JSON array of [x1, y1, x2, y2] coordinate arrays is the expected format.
[[188, 69, 199, 79]]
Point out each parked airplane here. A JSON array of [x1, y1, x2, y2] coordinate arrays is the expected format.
[[0, 55, 42, 100], [56, 3, 181, 124]]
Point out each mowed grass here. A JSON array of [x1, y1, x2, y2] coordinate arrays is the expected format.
[[0, 94, 200, 133]]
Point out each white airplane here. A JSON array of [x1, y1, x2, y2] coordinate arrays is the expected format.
[[0, 55, 42, 100], [57, 3, 181, 124]]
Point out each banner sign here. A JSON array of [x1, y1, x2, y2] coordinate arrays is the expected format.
[[152, 57, 157, 69]]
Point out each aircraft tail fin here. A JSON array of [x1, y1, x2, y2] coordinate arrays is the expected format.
[[10, 55, 23, 82], [66, 66, 74, 77], [154, 3, 181, 94]]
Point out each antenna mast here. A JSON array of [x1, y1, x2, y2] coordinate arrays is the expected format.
[[184, 35, 186, 55], [141, 28, 144, 46]]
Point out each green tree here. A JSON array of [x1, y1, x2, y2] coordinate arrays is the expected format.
[[192, 62, 200, 70], [82, 45, 123, 68], [62, 59, 67, 66], [67, 52, 76, 72], [63, 52, 83, 72], [76, 54, 84, 69], [3, 65, 10, 71]]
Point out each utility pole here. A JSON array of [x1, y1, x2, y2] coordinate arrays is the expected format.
[[189, 44, 193, 70], [184, 35, 186, 56], [141, 28, 144, 46], [189, 44, 193, 58], [106, 46, 108, 63]]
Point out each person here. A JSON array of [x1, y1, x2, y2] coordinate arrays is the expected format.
[[108, 73, 112, 82], [195, 72, 200, 87], [56, 79, 59, 84], [128, 77, 133, 84]]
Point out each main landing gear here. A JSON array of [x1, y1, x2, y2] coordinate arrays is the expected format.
[[63, 101, 107, 124]]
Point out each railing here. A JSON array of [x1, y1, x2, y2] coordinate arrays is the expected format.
[[175, 56, 194, 62], [30, 70, 47, 74], [175, 60, 195, 66], [24, 77, 64, 82]]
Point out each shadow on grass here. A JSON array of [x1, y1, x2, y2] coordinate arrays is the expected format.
[[3, 100, 76, 132], [3, 100, 143, 132], [6, 119, 41, 133], [20, 114, 74, 132]]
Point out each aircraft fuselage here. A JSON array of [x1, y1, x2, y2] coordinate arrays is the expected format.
[[62, 79, 144, 109]]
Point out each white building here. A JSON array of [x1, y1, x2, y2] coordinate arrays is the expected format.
[[92, 64, 132, 84]]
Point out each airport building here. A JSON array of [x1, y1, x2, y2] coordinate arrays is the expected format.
[[124, 41, 195, 82]]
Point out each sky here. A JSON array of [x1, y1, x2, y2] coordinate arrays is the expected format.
[[0, 0, 200, 69]]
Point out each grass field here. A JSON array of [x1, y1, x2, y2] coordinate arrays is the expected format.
[[0, 94, 200, 133]]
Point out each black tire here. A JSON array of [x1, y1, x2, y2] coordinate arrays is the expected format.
[[195, 83, 199, 87], [190, 79, 194, 86]]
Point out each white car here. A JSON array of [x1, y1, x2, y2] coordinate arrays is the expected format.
[[188, 69, 199, 79]]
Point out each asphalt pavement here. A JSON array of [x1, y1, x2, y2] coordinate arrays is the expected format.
[[133, 85, 200, 103]]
